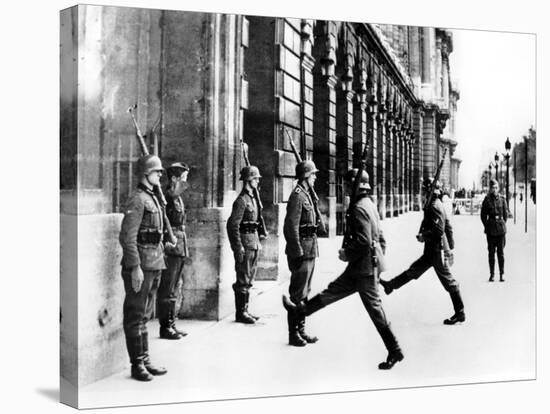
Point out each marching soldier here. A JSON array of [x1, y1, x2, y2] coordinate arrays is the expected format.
[[379, 178, 466, 325], [283, 160, 322, 347], [119, 154, 168, 381], [283, 169, 403, 369], [227, 165, 263, 324], [157, 162, 190, 339], [480, 179, 509, 282]]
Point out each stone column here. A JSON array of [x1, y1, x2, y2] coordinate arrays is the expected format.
[[313, 21, 337, 237], [412, 105, 424, 210]]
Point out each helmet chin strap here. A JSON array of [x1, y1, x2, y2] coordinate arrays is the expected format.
[[144, 174, 156, 189]]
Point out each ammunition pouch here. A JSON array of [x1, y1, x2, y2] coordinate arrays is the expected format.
[[137, 230, 162, 245], [239, 221, 258, 234], [299, 224, 317, 238]]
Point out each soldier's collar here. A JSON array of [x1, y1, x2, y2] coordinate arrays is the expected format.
[[138, 182, 155, 196]]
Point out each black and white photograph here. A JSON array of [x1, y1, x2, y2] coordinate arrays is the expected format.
[[3, 0, 548, 413]]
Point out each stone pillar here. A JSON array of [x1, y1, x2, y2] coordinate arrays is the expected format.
[[385, 119, 394, 218], [413, 106, 424, 210], [376, 108, 387, 219], [422, 106, 437, 178], [313, 21, 337, 237]]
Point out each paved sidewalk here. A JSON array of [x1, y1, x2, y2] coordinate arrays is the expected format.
[[80, 202, 537, 409]]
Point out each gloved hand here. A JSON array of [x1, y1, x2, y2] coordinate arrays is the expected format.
[[131, 266, 144, 293], [416, 233, 425, 243]]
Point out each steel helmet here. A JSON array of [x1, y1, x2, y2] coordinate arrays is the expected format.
[[295, 160, 319, 179], [137, 154, 164, 176], [240, 165, 262, 181], [422, 177, 442, 194], [345, 168, 371, 190]]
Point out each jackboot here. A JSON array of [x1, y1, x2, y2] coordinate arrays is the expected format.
[[243, 291, 259, 321], [378, 349, 404, 370], [235, 291, 255, 324], [488, 274, 494, 282], [125, 335, 153, 381], [297, 316, 318, 343], [379, 278, 394, 295], [287, 313, 306, 347], [169, 300, 187, 337], [499, 274, 505, 282], [444, 290, 465, 325], [142, 332, 167, 376]]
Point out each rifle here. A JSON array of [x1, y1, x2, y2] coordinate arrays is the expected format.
[[342, 141, 369, 249], [239, 138, 268, 239], [283, 128, 325, 233], [127, 104, 177, 245], [422, 147, 448, 211]]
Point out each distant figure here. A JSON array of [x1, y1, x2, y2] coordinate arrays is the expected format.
[[519, 193, 523, 203], [480, 179, 509, 282]]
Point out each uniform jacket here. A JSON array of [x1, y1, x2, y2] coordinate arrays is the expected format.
[[227, 188, 260, 252], [119, 183, 166, 271], [284, 183, 319, 259], [480, 193, 508, 236], [420, 197, 455, 252], [344, 193, 386, 275], [163, 188, 189, 257]]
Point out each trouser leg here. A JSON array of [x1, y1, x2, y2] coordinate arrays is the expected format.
[[122, 268, 159, 381], [496, 235, 505, 277], [288, 256, 316, 304], [433, 254, 466, 324], [357, 275, 401, 353], [233, 249, 257, 324], [487, 235, 496, 277], [383, 254, 432, 293]]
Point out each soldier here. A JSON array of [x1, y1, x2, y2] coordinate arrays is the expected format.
[[283, 160, 322, 347], [157, 162, 190, 339], [480, 179, 509, 282], [379, 178, 466, 326], [283, 169, 403, 369], [119, 154, 168, 381], [226, 165, 263, 324]]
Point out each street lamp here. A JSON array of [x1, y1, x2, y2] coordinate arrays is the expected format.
[[504, 137, 511, 203]]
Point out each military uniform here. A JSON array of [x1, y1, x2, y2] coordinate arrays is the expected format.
[[227, 187, 261, 323], [380, 197, 465, 324], [119, 182, 167, 379], [480, 193, 508, 280], [283, 182, 321, 345], [157, 188, 190, 338], [297, 193, 401, 356]]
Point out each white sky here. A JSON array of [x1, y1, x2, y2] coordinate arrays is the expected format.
[[449, 29, 536, 189]]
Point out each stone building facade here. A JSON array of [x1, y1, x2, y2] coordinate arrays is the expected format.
[[60, 5, 460, 387]]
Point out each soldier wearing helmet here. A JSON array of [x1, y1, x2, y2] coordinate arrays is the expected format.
[[226, 165, 263, 324], [156, 162, 191, 340], [283, 168, 404, 370], [283, 159, 322, 346], [119, 154, 168, 381], [380, 176, 466, 326]]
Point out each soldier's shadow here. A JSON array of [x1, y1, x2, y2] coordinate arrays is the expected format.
[[36, 388, 58, 402]]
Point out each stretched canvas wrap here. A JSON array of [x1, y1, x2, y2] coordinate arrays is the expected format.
[[60, 3, 536, 409]]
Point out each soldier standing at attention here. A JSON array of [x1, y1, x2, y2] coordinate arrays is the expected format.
[[379, 178, 466, 326], [157, 162, 190, 339], [119, 154, 169, 381], [283, 169, 403, 369], [227, 165, 263, 324], [480, 179, 509, 282], [283, 160, 322, 347]]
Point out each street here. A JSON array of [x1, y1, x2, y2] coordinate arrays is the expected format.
[[79, 200, 536, 409]]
